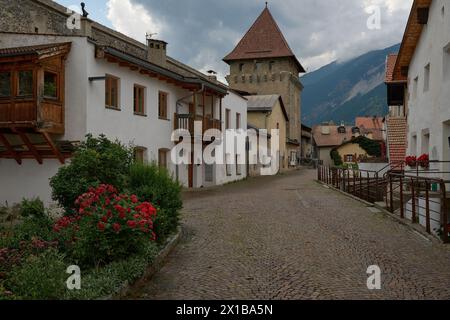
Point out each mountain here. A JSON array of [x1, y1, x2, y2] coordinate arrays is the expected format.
[[301, 43, 400, 127]]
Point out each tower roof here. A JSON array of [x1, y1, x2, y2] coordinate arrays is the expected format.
[[223, 7, 305, 73]]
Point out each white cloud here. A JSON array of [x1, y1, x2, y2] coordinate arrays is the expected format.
[[106, 0, 164, 43]]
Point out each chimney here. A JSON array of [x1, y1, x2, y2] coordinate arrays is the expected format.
[[207, 70, 218, 82], [146, 37, 167, 67]]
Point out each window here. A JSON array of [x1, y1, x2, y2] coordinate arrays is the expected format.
[[255, 62, 263, 71], [44, 71, 58, 99], [424, 64, 430, 92], [411, 134, 418, 155], [444, 44, 450, 82], [18, 70, 33, 97], [158, 91, 168, 119], [269, 61, 275, 72], [421, 131, 430, 154], [225, 109, 231, 129], [239, 63, 244, 72], [0, 72, 11, 98], [413, 76, 419, 99], [134, 85, 146, 115], [134, 147, 147, 164], [345, 155, 354, 163], [158, 149, 168, 169], [105, 75, 119, 109], [236, 113, 241, 129]]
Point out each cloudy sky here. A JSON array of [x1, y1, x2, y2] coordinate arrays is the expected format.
[[56, 0, 413, 80]]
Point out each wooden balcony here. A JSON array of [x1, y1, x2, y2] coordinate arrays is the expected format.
[[0, 42, 71, 135], [174, 113, 222, 135]]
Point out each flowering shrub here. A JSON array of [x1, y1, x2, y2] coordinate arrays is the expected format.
[[418, 154, 430, 168], [405, 156, 417, 167], [54, 184, 157, 267]]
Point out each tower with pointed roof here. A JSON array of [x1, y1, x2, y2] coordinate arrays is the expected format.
[[223, 5, 305, 159]]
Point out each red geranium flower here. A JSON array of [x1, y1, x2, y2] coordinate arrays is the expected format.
[[113, 223, 121, 233], [127, 221, 137, 228], [97, 222, 106, 231]]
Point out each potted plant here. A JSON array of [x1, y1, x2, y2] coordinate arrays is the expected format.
[[418, 154, 430, 169], [405, 156, 417, 168]]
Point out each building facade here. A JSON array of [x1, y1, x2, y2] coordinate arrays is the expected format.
[[0, 0, 248, 205], [223, 6, 305, 167]]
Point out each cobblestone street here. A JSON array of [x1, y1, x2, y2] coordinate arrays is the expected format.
[[128, 169, 450, 300]]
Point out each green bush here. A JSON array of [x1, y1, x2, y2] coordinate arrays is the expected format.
[[0, 215, 54, 249], [5, 249, 67, 300], [64, 241, 158, 300], [19, 198, 45, 219], [128, 163, 182, 242], [50, 134, 133, 212], [330, 149, 343, 167]]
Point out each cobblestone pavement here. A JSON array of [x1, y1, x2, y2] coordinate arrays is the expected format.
[[127, 169, 450, 300]]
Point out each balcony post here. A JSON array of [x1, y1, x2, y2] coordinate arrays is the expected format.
[[411, 178, 416, 223]]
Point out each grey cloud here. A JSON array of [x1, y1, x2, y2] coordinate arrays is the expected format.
[[132, 0, 412, 78]]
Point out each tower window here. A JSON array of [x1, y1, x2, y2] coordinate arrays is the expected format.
[[239, 63, 244, 72]]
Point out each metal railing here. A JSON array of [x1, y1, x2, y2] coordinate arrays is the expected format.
[[318, 166, 385, 203], [318, 164, 450, 243], [386, 172, 449, 243]]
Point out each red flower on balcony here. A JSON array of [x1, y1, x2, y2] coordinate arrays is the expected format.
[[418, 154, 430, 168], [405, 156, 417, 167]]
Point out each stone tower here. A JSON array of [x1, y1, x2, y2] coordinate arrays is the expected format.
[[223, 6, 305, 150]]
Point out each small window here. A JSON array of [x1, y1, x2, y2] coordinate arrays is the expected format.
[[345, 155, 354, 163], [236, 113, 241, 129], [158, 149, 168, 169], [424, 64, 430, 92], [134, 85, 146, 115], [269, 61, 275, 71], [0, 72, 11, 98], [134, 147, 147, 164], [105, 75, 120, 109], [18, 70, 33, 97], [44, 71, 58, 99], [239, 63, 244, 72], [158, 91, 168, 119], [413, 76, 419, 98], [255, 62, 263, 71], [225, 109, 231, 129]]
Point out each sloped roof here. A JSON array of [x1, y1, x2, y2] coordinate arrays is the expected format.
[[312, 125, 355, 147], [0, 42, 72, 59], [385, 54, 399, 83], [245, 94, 289, 121], [223, 7, 305, 72], [355, 117, 384, 141], [393, 0, 433, 81]]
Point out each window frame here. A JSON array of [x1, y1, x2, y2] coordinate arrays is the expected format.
[[0, 71, 12, 99], [16, 69, 34, 98], [158, 148, 169, 169], [134, 147, 147, 164], [133, 84, 146, 116], [225, 108, 231, 129], [43, 70, 59, 100], [105, 74, 120, 110], [158, 91, 168, 120], [236, 112, 241, 130]]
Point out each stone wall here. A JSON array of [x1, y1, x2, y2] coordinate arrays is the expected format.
[[226, 57, 303, 144]]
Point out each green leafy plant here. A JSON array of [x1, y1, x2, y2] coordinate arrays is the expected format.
[[330, 149, 343, 167], [5, 249, 67, 300], [50, 134, 133, 212], [353, 136, 382, 157], [19, 198, 45, 219], [128, 163, 182, 242]]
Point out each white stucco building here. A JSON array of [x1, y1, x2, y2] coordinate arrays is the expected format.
[[0, 2, 248, 206]]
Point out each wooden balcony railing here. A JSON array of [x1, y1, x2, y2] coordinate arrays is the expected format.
[[174, 113, 222, 134]]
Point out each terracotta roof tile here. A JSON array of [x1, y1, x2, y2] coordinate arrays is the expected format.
[[385, 54, 398, 83], [355, 117, 384, 141], [223, 7, 305, 72], [0, 42, 71, 58]]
